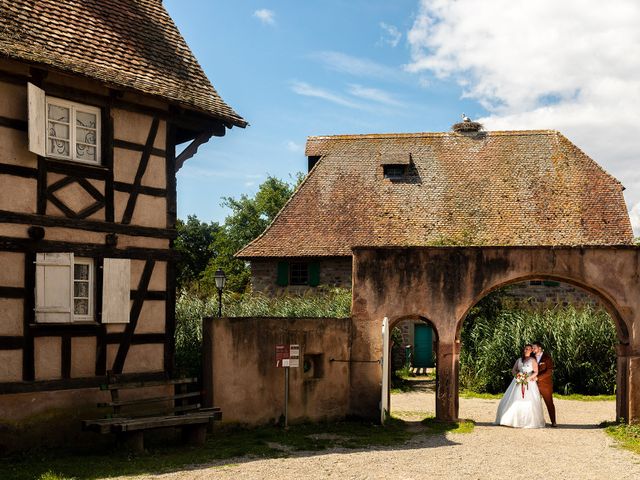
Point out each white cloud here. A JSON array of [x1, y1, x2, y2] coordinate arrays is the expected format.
[[379, 22, 402, 47], [310, 51, 404, 82], [290, 80, 361, 109], [285, 140, 303, 153], [347, 84, 404, 107], [253, 9, 275, 25], [406, 0, 640, 232]]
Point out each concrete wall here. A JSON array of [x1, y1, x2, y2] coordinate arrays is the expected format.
[[204, 317, 352, 425]]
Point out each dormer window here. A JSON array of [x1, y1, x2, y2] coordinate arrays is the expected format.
[[383, 164, 407, 179]]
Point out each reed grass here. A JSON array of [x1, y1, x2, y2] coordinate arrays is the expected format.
[[460, 297, 617, 395]]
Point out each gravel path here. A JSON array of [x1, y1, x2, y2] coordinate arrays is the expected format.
[[123, 382, 640, 480]]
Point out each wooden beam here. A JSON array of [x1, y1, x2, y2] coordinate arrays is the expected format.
[[0, 211, 177, 239], [112, 259, 155, 373], [0, 115, 27, 131], [46, 158, 109, 180], [175, 132, 212, 172], [0, 286, 25, 298], [0, 336, 23, 350], [0, 163, 38, 179], [113, 139, 165, 158], [113, 182, 166, 198], [61, 335, 71, 379], [130, 290, 166, 301], [23, 252, 35, 381], [121, 118, 160, 225], [0, 371, 168, 395]]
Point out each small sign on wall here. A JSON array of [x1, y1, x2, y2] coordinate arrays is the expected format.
[[275, 344, 300, 368]]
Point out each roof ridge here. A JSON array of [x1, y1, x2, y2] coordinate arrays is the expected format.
[[307, 130, 559, 141]]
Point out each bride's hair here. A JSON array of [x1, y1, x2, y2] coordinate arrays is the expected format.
[[522, 343, 533, 362]]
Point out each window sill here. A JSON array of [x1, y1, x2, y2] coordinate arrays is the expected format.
[[29, 321, 101, 328]]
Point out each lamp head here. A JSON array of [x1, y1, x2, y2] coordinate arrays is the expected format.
[[214, 269, 226, 290]]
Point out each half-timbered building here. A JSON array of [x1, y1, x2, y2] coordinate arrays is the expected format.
[[0, 0, 245, 448]]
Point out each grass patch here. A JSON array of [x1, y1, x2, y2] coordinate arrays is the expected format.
[[1, 420, 436, 480], [604, 422, 640, 455], [421, 417, 475, 434]]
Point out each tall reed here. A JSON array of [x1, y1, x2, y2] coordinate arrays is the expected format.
[[174, 288, 352, 376], [460, 296, 617, 395]]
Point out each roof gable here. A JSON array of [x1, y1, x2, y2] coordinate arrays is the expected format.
[[238, 130, 632, 258], [0, 0, 246, 127]]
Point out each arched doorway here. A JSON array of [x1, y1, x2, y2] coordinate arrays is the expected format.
[[456, 277, 622, 425], [386, 315, 438, 422]]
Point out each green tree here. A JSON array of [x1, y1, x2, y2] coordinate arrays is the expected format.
[[174, 215, 220, 290], [204, 174, 302, 293]]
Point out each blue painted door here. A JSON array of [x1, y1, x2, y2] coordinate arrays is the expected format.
[[413, 323, 434, 368]]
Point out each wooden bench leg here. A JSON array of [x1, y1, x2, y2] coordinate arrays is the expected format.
[[182, 424, 207, 446], [117, 431, 144, 453]]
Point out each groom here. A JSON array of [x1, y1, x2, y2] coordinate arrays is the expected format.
[[531, 341, 557, 427]]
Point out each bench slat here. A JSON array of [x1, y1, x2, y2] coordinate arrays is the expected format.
[[114, 411, 220, 432], [98, 391, 201, 408], [100, 377, 198, 391]]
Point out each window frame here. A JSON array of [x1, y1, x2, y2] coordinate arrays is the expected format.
[[72, 257, 94, 323], [45, 96, 101, 165], [289, 261, 309, 286]]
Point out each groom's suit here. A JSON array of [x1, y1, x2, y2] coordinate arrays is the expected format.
[[535, 351, 556, 425]]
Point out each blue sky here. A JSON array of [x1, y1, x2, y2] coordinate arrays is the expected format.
[[165, 1, 640, 233]]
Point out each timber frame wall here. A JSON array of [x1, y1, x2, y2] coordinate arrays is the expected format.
[[0, 59, 215, 395]]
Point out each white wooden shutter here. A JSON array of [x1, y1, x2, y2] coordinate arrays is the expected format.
[[35, 252, 73, 323], [27, 82, 46, 156], [102, 258, 130, 324]]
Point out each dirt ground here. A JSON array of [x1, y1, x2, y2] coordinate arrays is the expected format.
[[125, 380, 640, 480]]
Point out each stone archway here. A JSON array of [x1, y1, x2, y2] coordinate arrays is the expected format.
[[350, 246, 639, 423], [386, 315, 439, 416]]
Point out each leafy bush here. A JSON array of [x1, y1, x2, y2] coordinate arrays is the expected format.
[[460, 295, 617, 395], [174, 288, 352, 376]]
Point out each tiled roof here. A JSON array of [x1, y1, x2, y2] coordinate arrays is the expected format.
[[238, 130, 633, 258], [0, 0, 246, 127]]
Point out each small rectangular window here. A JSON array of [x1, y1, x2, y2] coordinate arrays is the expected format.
[[383, 165, 406, 179], [289, 262, 309, 285], [45, 97, 101, 165], [35, 253, 94, 323]]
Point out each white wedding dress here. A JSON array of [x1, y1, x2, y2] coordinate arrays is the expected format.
[[495, 357, 546, 428]]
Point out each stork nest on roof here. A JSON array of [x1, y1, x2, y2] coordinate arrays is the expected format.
[[452, 121, 483, 133]]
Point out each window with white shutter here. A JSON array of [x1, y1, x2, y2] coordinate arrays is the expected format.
[[35, 253, 95, 323], [28, 83, 101, 165]]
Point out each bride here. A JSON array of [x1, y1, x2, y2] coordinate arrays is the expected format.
[[495, 344, 546, 428]]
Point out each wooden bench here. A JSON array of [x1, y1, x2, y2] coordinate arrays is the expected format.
[[82, 376, 221, 452]]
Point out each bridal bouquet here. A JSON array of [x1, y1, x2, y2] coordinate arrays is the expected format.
[[515, 372, 529, 398]]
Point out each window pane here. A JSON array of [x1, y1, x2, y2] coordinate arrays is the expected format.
[[76, 110, 97, 129], [48, 138, 70, 157], [76, 144, 96, 162], [74, 264, 89, 280], [76, 127, 96, 146], [74, 281, 89, 298], [290, 262, 309, 285], [48, 104, 70, 123], [74, 299, 89, 315], [48, 121, 70, 140]]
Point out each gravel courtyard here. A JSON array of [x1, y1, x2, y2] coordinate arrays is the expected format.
[[126, 384, 640, 480]]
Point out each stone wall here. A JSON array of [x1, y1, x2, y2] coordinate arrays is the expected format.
[[250, 257, 352, 294], [203, 317, 352, 425]]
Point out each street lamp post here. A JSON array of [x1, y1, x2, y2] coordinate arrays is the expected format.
[[214, 269, 226, 317]]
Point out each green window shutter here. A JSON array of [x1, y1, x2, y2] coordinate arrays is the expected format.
[[308, 261, 320, 287], [276, 261, 289, 286]]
